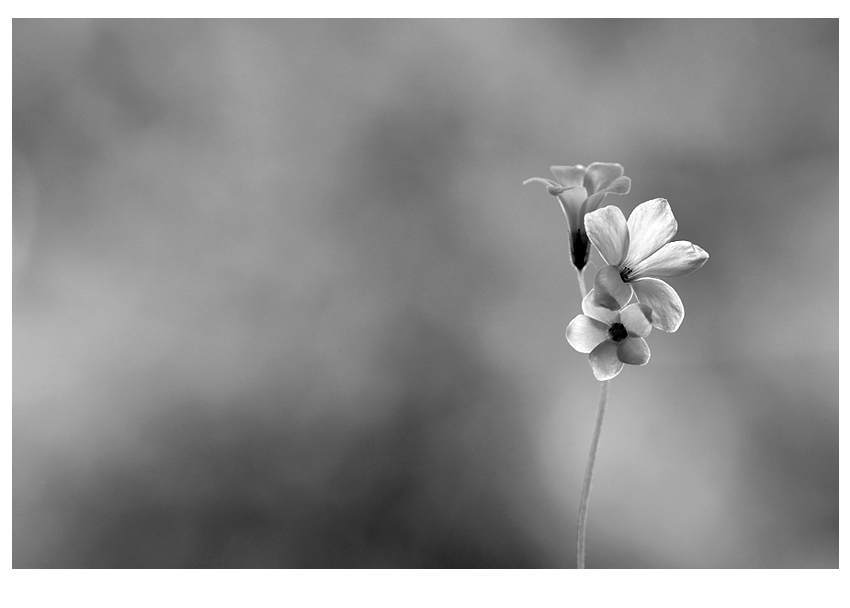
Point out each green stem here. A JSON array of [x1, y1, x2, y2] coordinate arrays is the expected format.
[[576, 379, 609, 569]]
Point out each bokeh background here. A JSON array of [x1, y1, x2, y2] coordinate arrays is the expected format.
[[13, 19, 837, 568]]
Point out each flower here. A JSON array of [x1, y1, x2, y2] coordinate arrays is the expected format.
[[523, 163, 631, 270], [566, 291, 654, 381], [584, 198, 709, 333]]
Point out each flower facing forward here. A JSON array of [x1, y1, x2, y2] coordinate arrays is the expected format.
[[584, 198, 709, 332], [523, 163, 631, 270], [566, 292, 654, 381]]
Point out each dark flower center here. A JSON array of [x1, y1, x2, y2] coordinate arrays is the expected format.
[[608, 322, 628, 343], [619, 266, 633, 282]]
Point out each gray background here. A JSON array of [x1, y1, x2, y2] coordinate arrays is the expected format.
[[14, 19, 837, 568]]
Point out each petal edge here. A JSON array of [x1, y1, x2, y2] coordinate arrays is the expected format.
[[631, 278, 684, 332], [550, 165, 586, 189], [631, 241, 709, 279], [589, 341, 624, 381], [618, 336, 651, 366], [566, 315, 609, 354], [592, 265, 633, 311], [624, 199, 678, 267], [584, 163, 625, 194], [585, 206, 629, 266], [581, 290, 619, 325], [620, 303, 653, 337]]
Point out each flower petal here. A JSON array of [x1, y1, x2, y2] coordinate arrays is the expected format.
[[582, 192, 607, 215], [581, 291, 619, 325], [617, 336, 651, 366], [631, 278, 684, 332], [592, 265, 633, 311], [583, 162, 625, 194], [550, 165, 586, 189], [584, 206, 629, 266], [630, 241, 709, 279], [589, 341, 624, 381], [522, 177, 565, 195], [584, 180, 632, 214], [624, 199, 678, 267], [620, 303, 653, 337], [600, 175, 631, 195], [566, 314, 609, 353], [555, 186, 588, 231]]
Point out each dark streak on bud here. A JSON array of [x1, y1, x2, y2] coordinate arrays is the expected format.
[[571, 228, 591, 271]]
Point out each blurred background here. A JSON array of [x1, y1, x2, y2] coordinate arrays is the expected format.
[[13, 19, 837, 568]]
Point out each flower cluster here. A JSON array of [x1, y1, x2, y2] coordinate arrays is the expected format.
[[526, 164, 708, 380]]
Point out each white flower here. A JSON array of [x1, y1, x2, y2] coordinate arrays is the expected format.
[[584, 199, 709, 332], [523, 163, 631, 270], [566, 292, 654, 381]]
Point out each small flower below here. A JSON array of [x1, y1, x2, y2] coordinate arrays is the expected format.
[[566, 292, 654, 381], [523, 163, 631, 270]]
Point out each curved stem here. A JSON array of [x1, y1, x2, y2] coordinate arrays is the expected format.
[[576, 379, 609, 569], [575, 266, 588, 300]]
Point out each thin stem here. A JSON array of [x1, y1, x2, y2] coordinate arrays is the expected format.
[[576, 379, 609, 569], [575, 266, 588, 300]]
